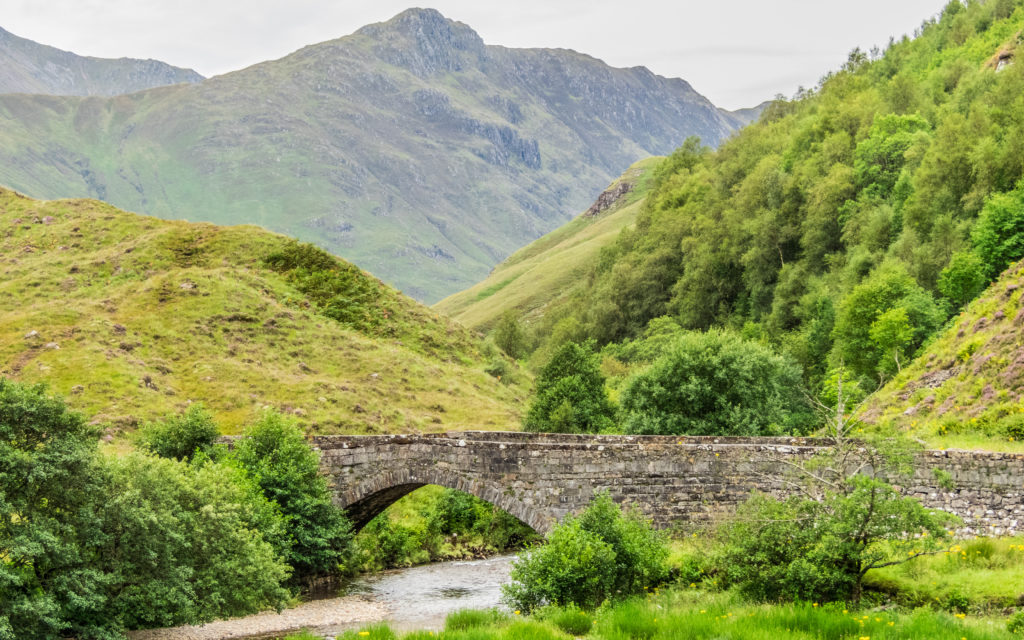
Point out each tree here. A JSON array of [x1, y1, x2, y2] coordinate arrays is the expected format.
[[231, 412, 353, 579], [138, 403, 219, 462], [938, 251, 988, 310], [524, 341, 614, 433], [832, 265, 944, 381], [717, 372, 958, 603], [0, 380, 110, 640], [99, 455, 290, 629], [972, 182, 1024, 279], [493, 311, 528, 360], [619, 329, 812, 436], [869, 307, 913, 374]]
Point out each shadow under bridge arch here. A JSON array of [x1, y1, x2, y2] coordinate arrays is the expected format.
[[336, 468, 549, 535]]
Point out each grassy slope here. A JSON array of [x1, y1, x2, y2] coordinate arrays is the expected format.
[[862, 259, 1024, 452], [434, 158, 660, 331], [0, 188, 528, 436]]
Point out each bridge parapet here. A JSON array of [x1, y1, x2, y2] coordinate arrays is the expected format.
[[310, 432, 1024, 536]]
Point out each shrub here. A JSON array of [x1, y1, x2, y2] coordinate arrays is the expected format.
[[524, 341, 615, 433], [1008, 611, 1024, 635], [232, 412, 353, 579], [718, 473, 958, 603], [620, 329, 812, 436], [138, 403, 219, 461], [493, 311, 529, 360], [938, 251, 988, 310], [502, 493, 668, 612]]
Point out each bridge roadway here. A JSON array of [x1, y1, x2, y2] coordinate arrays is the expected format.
[[311, 431, 1024, 535]]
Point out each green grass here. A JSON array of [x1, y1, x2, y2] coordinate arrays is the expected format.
[[331, 589, 1019, 640], [862, 259, 1024, 452], [0, 189, 530, 437], [434, 158, 661, 332]]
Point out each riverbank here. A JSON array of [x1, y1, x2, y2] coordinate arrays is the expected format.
[[126, 596, 387, 640]]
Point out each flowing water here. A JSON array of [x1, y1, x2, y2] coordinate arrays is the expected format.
[[284, 554, 516, 638]]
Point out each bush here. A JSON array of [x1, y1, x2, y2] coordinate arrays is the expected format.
[[502, 493, 668, 612], [718, 474, 958, 603], [524, 341, 615, 433], [231, 412, 353, 579], [138, 403, 219, 461], [938, 251, 988, 310], [620, 329, 812, 436], [1008, 611, 1024, 635]]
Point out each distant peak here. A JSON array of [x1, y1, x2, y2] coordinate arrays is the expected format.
[[357, 7, 483, 48]]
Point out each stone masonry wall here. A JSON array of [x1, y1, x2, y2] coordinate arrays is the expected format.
[[311, 431, 1024, 535]]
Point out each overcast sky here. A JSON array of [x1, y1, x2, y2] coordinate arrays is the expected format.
[[4, 0, 950, 110]]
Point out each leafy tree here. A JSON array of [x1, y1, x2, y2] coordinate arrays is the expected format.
[[619, 329, 812, 436], [99, 455, 290, 629], [493, 311, 528, 359], [717, 374, 958, 603], [138, 403, 219, 462], [938, 251, 988, 310], [524, 341, 614, 433], [832, 266, 944, 381], [972, 182, 1024, 279], [502, 493, 667, 612], [0, 380, 110, 640], [853, 114, 930, 198], [869, 307, 913, 375], [232, 412, 353, 579]]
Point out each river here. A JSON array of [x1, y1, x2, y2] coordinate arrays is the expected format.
[[128, 554, 517, 640]]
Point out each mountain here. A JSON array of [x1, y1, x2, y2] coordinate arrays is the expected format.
[[434, 158, 660, 332], [0, 187, 528, 436], [0, 25, 203, 96], [861, 258, 1024, 451], [0, 8, 742, 302]]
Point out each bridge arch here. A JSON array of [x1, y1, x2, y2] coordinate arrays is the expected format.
[[336, 467, 547, 533]]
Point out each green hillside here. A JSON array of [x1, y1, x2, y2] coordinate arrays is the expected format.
[[861, 258, 1024, 452], [480, 0, 1024, 401], [434, 157, 660, 331], [0, 188, 528, 436], [0, 9, 744, 303]]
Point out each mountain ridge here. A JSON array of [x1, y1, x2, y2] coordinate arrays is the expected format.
[[0, 25, 203, 96]]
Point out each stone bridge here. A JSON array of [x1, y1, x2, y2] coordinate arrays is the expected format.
[[312, 431, 1024, 536]]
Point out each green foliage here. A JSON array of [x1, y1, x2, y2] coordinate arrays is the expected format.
[[542, 604, 593, 636], [138, 403, 220, 462], [524, 341, 614, 433], [264, 240, 381, 331], [0, 380, 109, 640], [1009, 611, 1024, 635], [939, 251, 989, 309], [493, 311, 529, 360], [718, 453, 958, 604], [833, 266, 944, 381], [231, 412, 353, 579], [0, 380, 291, 639], [502, 493, 668, 612], [354, 487, 538, 571], [99, 454, 290, 629], [619, 329, 812, 436], [972, 182, 1024, 279]]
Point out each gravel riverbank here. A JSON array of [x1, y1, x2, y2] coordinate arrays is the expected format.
[[126, 596, 387, 640]]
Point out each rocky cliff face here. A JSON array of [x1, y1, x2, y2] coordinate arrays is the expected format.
[[0, 26, 203, 96], [0, 9, 743, 301]]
